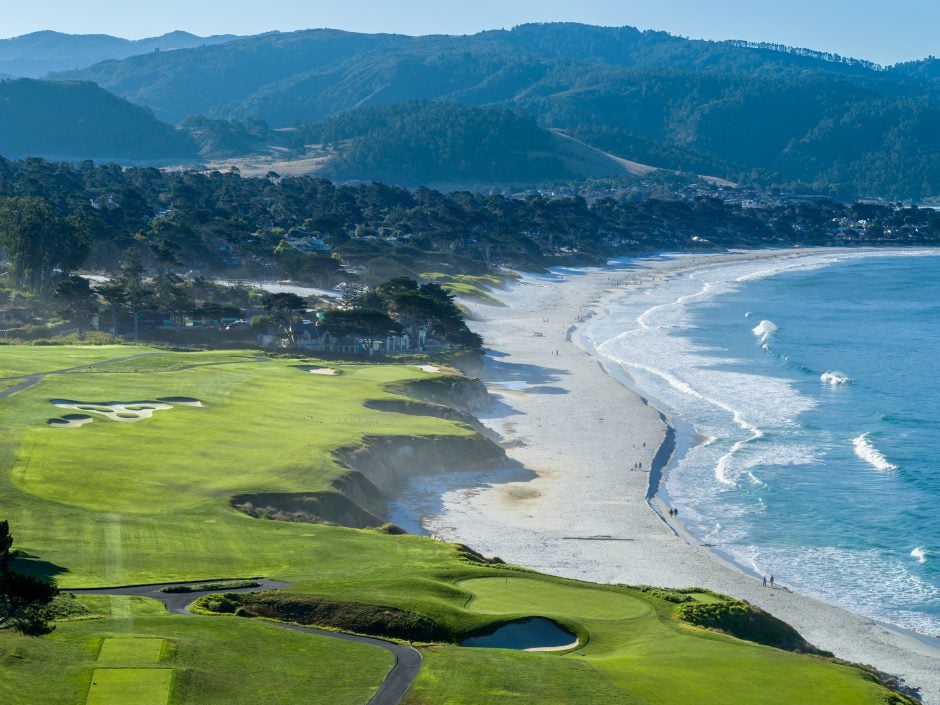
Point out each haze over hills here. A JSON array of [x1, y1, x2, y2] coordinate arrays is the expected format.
[[49, 23, 940, 200], [0, 30, 239, 77]]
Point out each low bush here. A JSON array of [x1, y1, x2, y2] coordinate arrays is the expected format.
[[675, 599, 830, 655], [199, 591, 450, 642], [160, 580, 261, 594]]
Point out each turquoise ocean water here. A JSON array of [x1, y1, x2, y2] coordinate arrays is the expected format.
[[583, 250, 940, 637]]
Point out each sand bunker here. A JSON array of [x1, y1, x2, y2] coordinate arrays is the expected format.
[[297, 366, 338, 376], [155, 396, 204, 407], [47, 414, 94, 429], [413, 364, 441, 373], [48, 398, 203, 427]]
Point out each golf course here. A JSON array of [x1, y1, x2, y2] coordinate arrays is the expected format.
[[0, 345, 915, 704]]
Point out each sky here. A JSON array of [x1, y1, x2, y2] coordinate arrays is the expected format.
[[2, 0, 938, 65]]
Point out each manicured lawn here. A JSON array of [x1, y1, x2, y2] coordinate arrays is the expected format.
[[0, 595, 394, 705], [0, 350, 466, 584], [0, 345, 165, 378], [85, 669, 173, 705], [404, 577, 890, 705], [97, 637, 166, 664], [0, 346, 908, 705]]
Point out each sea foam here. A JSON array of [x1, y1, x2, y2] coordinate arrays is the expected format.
[[752, 319, 778, 344], [821, 371, 851, 385], [911, 547, 928, 564], [853, 433, 899, 472]]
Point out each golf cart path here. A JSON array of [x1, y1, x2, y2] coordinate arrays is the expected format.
[[71, 578, 422, 705]]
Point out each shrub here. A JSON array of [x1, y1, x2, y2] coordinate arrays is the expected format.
[[675, 599, 829, 654]]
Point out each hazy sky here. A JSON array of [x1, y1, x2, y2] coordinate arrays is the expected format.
[[3, 0, 938, 65]]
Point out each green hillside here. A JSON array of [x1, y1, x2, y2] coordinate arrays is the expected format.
[[296, 101, 575, 185], [0, 79, 197, 161], [55, 23, 940, 199]]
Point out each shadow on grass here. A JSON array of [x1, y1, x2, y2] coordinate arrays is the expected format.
[[11, 553, 70, 583]]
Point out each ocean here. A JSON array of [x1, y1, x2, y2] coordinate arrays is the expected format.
[[583, 250, 940, 638]]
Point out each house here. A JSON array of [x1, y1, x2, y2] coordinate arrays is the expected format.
[[0, 304, 33, 325]]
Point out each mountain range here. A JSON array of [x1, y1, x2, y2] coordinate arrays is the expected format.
[[0, 30, 238, 77], [3, 24, 940, 199]]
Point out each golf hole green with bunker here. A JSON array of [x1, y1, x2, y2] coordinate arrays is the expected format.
[[0, 346, 917, 705]]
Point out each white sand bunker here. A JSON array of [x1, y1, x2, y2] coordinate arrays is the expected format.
[[47, 414, 94, 429], [296, 365, 338, 376], [413, 364, 440, 373], [47, 397, 203, 427]]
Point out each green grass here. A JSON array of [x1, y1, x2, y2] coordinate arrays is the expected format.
[[404, 577, 891, 705], [97, 638, 166, 664], [1, 351, 466, 584], [0, 345, 910, 705], [419, 273, 510, 305], [461, 577, 650, 621], [0, 345, 165, 379], [0, 596, 393, 705], [85, 669, 172, 705]]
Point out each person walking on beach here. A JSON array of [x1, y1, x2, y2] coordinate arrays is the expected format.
[[769, 575, 774, 588], [762, 576, 767, 587]]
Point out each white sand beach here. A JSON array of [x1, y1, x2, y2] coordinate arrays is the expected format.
[[391, 250, 940, 703]]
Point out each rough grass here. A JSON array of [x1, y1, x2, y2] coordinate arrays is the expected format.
[[419, 273, 509, 305]]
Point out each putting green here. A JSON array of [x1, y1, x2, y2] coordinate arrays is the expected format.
[[97, 638, 166, 664], [461, 577, 650, 621], [85, 669, 172, 705]]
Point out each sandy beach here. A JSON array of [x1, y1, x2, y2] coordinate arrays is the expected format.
[[390, 249, 940, 703]]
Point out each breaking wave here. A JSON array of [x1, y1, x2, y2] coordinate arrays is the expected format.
[[853, 433, 899, 472], [911, 547, 928, 564], [820, 371, 851, 386], [752, 319, 778, 344]]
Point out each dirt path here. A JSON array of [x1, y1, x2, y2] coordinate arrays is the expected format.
[[71, 578, 422, 705]]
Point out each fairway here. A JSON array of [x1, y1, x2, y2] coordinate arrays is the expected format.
[[97, 638, 166, 664], [0, 349, 468, 583], [85, 669, 172, 705]]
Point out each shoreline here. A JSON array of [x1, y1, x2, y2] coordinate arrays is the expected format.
[[392, 247, 940, 703]]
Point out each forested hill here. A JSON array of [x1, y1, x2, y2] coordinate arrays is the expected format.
[[297, 102, 575, 185], [0, 79, 197, 161], [52, 23, 940, 201], [0, 30, 239, 78]]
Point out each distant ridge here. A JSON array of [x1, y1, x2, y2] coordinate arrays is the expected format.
[[0, 29, 240, 77]]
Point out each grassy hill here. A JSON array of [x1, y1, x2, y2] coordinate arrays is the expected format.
[[55, 23, 940, 199], [0, 79, 197, 161], [0, 344, 917, 704]]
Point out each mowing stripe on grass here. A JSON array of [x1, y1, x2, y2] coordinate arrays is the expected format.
[[108, 596, 133, 621], [85, 669, 172, 705], [97, 638, 166, 664]]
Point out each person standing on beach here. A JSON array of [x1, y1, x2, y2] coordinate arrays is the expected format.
[[769, 575, 774, 588], [762, 576, 767, 587]]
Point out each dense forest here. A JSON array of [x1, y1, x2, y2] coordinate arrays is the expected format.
[[0, 156, 937, 288], [296, 102, 573, 184], [50, 23, 940, 200], [0, 79, 197, 160]]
